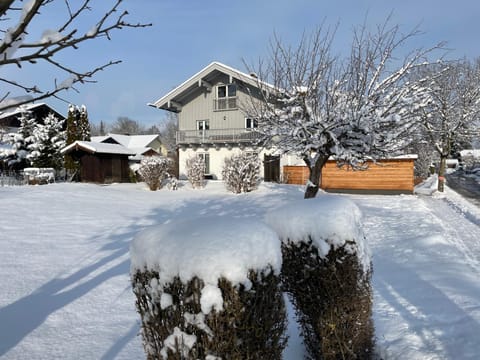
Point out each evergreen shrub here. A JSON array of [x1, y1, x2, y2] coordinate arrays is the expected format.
[[132, 267, 287, 360], [281, 239, 374, 359]]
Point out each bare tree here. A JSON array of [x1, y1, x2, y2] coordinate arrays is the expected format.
[[0, 0, 151, 112], [159, 112, 177, 155], [246, 20, 440, 198], [110, 116, 144, 134], [416, 60, 480, 191]]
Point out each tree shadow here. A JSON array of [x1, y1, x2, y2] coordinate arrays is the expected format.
[[0, 184, 299, 358], [0, 206, 160, 357], [374, 256, 480, 358]]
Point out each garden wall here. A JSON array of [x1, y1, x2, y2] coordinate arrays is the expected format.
[[284, 156, 416, 193]]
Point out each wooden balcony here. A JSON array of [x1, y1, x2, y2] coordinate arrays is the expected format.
[[176, 128, 260, 145]]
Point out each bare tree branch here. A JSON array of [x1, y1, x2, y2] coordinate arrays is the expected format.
[[0, 0, 151, 113]]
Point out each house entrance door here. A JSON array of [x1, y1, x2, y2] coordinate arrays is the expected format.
[[264, 154, 280, 182]]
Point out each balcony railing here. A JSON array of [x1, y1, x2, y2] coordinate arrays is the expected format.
[[176, 128, 260, 145], [213, 97, 237, 111]]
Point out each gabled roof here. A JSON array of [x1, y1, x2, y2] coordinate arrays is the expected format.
[[61, 141, 136, 156], [148, 61, 273, 112], [0, 103, 65, 127], [92, 133, 160, 149]]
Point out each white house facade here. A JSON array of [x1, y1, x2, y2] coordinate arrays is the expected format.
[[149, 62, 303, 181]]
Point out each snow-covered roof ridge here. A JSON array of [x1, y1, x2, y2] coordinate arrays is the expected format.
[[148, 61, 274, 110], [61, 140, 136, 155], [0, 102, 64, 119], [93, 133, 160, 149]]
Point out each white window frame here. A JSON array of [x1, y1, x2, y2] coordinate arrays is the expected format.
[[217, 83, 236, 98], [198, 152, 210, 175], [245, 117, 258, 129]]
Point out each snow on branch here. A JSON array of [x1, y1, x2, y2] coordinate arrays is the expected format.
[[0, 0, 152, 113]]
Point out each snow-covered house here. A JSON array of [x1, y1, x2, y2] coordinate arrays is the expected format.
[[0, 102, 65, 130], [148, 62, 417, 192], [148, 62, 298, 181]]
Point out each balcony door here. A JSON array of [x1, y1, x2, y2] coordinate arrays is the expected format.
[[197, 120, 209, 142]]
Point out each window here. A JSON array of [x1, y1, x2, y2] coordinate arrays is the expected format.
[[197, 120, 209, 131], [245, 118, 258, 129], [198, 152, 210, 174], [217, 84, 236, 98], [215, 84, 237, 110]]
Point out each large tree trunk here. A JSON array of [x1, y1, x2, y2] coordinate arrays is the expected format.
[[437, 155, 447, 192], [303, 154, 329, 199]]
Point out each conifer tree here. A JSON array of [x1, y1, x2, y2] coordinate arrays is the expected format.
[[79, 105, 91, 141], [64, 104, 81, 177], [28, 113, 66, 170], [0, 108, 36, 169]]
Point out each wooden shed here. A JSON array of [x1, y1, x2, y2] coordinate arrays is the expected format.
[[283, 156, 417, 194], [61, 141, 135, 183]]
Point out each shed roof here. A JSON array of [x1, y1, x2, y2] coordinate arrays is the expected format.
[[61, 141, 135, 155]]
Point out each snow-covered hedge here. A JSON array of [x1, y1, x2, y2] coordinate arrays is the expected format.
[[138, 156, 171, 191], [222, 152, 260, 193], [266, 196, 374, 359], [185, 155, 206, 189], [130, 217, 287, 359]]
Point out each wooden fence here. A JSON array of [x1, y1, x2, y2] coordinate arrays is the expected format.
[[283, 158, 416, 193]]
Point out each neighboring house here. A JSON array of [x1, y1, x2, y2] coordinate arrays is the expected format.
[[0, 102, 66, 171], [0, 102, 65, 130], [148, 61, 297, 181], [91, 133, 166, 162], [61, 141, 135, 183]]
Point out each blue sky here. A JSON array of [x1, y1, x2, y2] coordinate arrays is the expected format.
[[7, 0, 480, 127]]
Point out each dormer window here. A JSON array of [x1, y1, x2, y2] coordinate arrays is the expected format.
[[214, 84, 237, 110]]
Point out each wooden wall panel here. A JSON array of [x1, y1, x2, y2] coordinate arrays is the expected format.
[[283, 159, 415, 193]]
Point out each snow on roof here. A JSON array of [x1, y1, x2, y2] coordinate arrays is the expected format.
[[460, 149, 480, 158], [90, 135, 108, 143], [128, 147, 159, 161], [93, 133, 159, 149], [149, 61, 275, 111], [61, 141, 135, 155], [0, 102, 63, 120], [130, 216, 282, 314], [265, 195, 371, 273]]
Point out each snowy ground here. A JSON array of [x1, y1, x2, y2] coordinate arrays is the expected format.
[[0, 181, 479, 359]]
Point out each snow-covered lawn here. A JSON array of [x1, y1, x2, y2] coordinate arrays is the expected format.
[[1, 181, 479, 359]]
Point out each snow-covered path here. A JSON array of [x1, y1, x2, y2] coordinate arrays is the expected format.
[[355, 192, 480, 359], [0, 182, 479, 359]]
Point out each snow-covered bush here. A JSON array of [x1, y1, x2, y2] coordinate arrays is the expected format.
[[266, 196, 374, 359], [130, 217, 287, 359], [185, 155, 206, 189], [222, 152, 260, 193], [0, 108, 36, 169], [138, 156, 171, 191], [27, 113, 66, 170]]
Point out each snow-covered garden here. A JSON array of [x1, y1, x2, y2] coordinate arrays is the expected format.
[[1, 181, 480, 359]]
